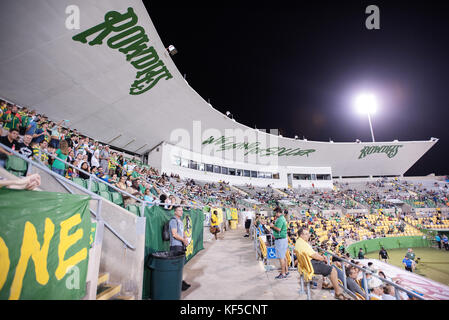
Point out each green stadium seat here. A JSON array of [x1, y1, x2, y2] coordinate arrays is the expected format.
[[98, 182, 109, 192], [72, 177, 87, 189], [126, 204, 140, 215], [110, 192, 124, 207], [89, 180, 99, 193], [6, 155, 28, 176], [99, 191, 112, 202]]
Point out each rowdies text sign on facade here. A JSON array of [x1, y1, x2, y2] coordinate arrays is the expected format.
[[358, 145, 403, 159], [72, 7, 173, 95], [202, 136, 316, 157]]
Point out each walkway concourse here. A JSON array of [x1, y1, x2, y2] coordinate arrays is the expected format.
[[181, 224, 336, 300]]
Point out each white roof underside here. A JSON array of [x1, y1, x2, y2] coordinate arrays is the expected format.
[[0, 0, 437, 177]]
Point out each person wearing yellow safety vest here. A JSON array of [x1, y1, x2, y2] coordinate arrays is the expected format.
[[210, 210, 220, 240]]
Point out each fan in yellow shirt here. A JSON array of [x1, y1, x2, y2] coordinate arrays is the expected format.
[[295, 227, 347, 300]]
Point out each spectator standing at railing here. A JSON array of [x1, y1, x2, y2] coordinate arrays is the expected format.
[[2, 105, 22, 132], [269, 207, 289, 279], [99, 145, 110, 172], [18, 107, 30, 136], [108, 152, 118, 177], [91, 147, 100, 168], [0, 128, 19, 168], [32, 122, 50, 145], [25, 110, 37, 136], [49, 120, 64, 149], [51, 140, 69, 176]]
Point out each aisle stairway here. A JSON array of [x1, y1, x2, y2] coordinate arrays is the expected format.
[[96, 272, 135, 300]]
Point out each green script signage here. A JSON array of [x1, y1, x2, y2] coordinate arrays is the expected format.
[[202, 136, 316, 157], [358, 145, 403, 159], [0, 189, 91, 300], [72, 7, 173, 95]]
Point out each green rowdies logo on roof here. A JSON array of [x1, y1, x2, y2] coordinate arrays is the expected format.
[[202, 136, 316, 157], [358, 145, 403, 159], [72, 7, 173, 95]]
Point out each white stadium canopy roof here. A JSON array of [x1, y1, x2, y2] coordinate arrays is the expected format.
[[0, 0, 437, 177]]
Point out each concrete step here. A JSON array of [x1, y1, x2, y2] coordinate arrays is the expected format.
[[97, 272, 109, 286], [113, 295, 135, 300], [96, 284, 122, 300]]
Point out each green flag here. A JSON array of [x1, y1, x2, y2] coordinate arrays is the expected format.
[[0, 188, 91, 300]]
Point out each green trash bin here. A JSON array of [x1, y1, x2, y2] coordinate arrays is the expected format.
[[148, 251, 185, 300]]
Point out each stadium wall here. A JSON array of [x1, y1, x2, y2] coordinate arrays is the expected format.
[[157, 142, 334, 188], [347, 236, 431, 258]]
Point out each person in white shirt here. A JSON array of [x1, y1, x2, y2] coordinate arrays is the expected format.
[[368, 277, 384, 300], [382, 284, 398, 300], [91, 148, 100, 167]]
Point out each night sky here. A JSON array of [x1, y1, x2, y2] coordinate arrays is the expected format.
[[144, 0, 449, 177]]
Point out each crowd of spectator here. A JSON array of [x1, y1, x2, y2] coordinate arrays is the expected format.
[[1, 99, 448, 217]]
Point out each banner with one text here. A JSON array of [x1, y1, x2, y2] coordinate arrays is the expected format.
[[0, 188, 91, 300]]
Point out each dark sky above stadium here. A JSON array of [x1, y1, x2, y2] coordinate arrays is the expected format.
[[144, 0, 449, 177]]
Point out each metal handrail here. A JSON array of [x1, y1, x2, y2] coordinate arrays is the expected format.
[[249, 218, 425, 300], [315, 247, 426, 300], [0, 142, 136, 250], [37, 148, 205, 211]]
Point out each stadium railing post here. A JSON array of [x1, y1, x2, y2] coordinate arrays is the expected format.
[[395, 286, 402, 300], [362, 271, 370, 300], [290, 247, 295, 270], [140, 201, 145, 217], [342, 263, 347, 289]]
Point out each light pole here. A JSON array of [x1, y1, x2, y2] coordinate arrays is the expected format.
[[366, 110, 375, 142], [355, 93, 377, 142]]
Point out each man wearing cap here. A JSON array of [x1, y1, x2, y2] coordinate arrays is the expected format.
[[269, 207, 288, 279], [405, 248, 416, 261], [368, 277, 384, 300]]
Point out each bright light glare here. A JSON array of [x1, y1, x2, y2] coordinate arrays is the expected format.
[[355, 93, 377, 114]]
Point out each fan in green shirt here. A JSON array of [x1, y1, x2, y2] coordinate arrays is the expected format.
[[131, 170, 141, 179], [272, 213, 287, 239]]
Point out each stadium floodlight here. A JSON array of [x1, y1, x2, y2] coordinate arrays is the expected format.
[[167, 45, 177, 56], [355, 93, 377, 142]]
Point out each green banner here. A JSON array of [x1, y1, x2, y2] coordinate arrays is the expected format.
[[0, 188, 91, 300], [225, 208, 232, 220], [142, 205, 204, 299]]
